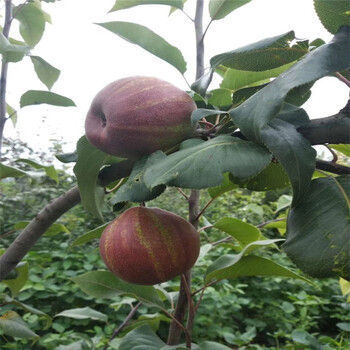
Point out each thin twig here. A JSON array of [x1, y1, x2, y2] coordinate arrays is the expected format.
[[256, 217, 287, 229], [335, 72, 350, 88], [324, 144, 338, 163], [180, 9, 194, 22], [212, 236, 233, 247], [104, 178, 125, 194], [201, 19, 213, 43], [194, 197, 215, 222], [182, 274, 196, 349], [177, 187, 190, 201], [103, 301, 142, 350], [198, 224, 213, 233], [194, 284, 208, 312]]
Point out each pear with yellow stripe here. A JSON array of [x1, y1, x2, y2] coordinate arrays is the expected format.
[[99, 207, 200, 285], [85, 76, 197, 159]]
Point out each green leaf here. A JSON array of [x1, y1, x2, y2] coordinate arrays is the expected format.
[[260, 119, 316, 206], [291, 330, 320, 348], [0, 311, 39, 339], [285, 83, 313, 107], [55, 307, 108, 322], [213, 217, 264, 247], [109, 0, 184, 12], [275, 103, 310, 128], [209, 0, 251, 20], [276, 195, 293, 212], [208, 88, 232, 106], [118, 324, 165, 350], [264, 219, 287, 235], [205, 254, 310, 284], [98, 21, 187, 74], [55, 151, 78, 163], [207, 172, 238, 199], [6, 103, 18, 127], [314, 0, 350, 34], [14, 221, 69, 237], [15, 158, 59, 183], [73, 136, 123, 220], [340, 277, 350, 297], [20, 90, 76, 108], [30, 56, 61, 90], [283, 175, 350, 279], [208, 239, 284, 282], [13, 2, 46, 47], [231, 162, 290, 191], [220, 62, 295, 91], [144, 136, 272, 190], [191, 70, 214, 96], [0, 163, 29, 179], [198, 341, 232, 350], [72, 271, 164, 308], [3, 295, 52, 329], [124, 313, 171, 333], [211, 31, 308, 71], [0, 32, 29, 62], [70, 224, 108, 248], [110, 155, 166, 207], [2, 262, 29, 297], [231, 84, 267, 106], [229, 26, 350, 142], [337, 322, 350, 332]]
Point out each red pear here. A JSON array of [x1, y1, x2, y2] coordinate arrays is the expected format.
[[99, 207, 200, 285], [85, 76, 197, 159]]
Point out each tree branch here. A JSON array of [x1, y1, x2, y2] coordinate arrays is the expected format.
[[0, 186, 81, 281], [167, 1, 204, 345], [297, 100, 350, 145], [0, 0, 13, 157], [316, 159, 350, 175]]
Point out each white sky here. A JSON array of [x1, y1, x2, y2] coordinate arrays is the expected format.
[[4, 0, 350, 155]]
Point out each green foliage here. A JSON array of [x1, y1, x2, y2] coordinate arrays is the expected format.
[[110, 156, 166, 207], [13, 1, 47, 47], [30, 56, 61, 90], [0, 32, 29, 62], [73, 136, 123, 220], [72, 271, 165, 308], [98, 21, 187, 74], [143, 136, 272, 190], [210, 31, 308, 71], [19, 90, 76, 108], [209, 0, 251, 21], [283, 175, 350, 279], [109, 0, 184, 12], [314, 0, 350, 34]]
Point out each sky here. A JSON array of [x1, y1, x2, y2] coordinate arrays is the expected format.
[[4, 0, 349, 156]]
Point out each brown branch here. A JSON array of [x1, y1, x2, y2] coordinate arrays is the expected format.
[[297, 100, 350, 145], [167, 0, 204, 345], [167, 269, 191, 345], [316, 159, 350, 175], [0, 186, 81, 281]]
